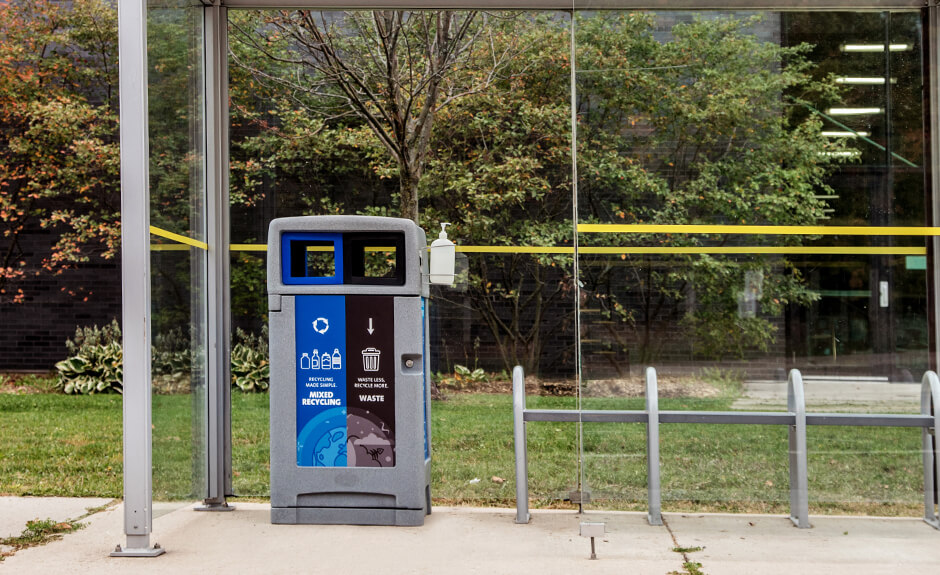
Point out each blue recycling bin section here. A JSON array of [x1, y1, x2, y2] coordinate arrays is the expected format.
[[267, 216, 432, 526]]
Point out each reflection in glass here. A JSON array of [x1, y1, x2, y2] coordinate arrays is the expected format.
[[227, 10, 577, 501], [574, 11, 927, 512], [149, 1, 207, 504], [222, 7, 928, 513]]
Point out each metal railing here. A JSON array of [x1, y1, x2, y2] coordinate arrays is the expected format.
[[513, 365, 940, 529]]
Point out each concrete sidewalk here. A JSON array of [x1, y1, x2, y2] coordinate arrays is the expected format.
[[3, 498, 940, 574], [0, 496, 112, 541]]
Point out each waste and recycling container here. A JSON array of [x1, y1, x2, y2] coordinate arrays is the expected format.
[[267, 216, 432, 526]]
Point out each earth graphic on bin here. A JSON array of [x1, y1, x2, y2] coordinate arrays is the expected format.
[[346, 408, 394, 467], [313, 426, 347, 467], [297, 407, 348, 467]]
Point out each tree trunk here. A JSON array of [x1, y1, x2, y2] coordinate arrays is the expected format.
[[398, 165, 420, 223]]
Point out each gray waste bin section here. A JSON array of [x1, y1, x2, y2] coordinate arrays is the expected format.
[[267, 216, 432, 526]]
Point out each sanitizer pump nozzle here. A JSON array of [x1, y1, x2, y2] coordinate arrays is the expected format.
[[429, 222, 456, 285]]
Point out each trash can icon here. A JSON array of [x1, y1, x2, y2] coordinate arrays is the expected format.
[[362, 348, 381, 372]]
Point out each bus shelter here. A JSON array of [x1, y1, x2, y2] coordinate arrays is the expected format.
[[117, 0, 940, 555]]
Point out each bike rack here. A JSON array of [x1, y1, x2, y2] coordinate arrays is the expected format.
[[513, 366, 940, 529]]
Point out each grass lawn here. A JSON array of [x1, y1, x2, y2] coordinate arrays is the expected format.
[[0, 390, 926, 516]]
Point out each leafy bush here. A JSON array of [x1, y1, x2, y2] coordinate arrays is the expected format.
[[435, 364, 490, 391], [56, 322, 272, 394], [454, 364, 488, 384], [231, 326, 269, 393], [64, 319, 122, 355], [152, 327, 196, 394], [152, 327, 192, 377], [55, 321, 123, 394]]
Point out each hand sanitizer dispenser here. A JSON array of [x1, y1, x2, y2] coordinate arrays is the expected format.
[[429, 223, 455, 285]]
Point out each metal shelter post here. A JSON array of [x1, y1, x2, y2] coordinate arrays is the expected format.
[[924, 2, 940, 530], [787, 369, 809, 529], [197, 0, 235, 512], [921, 371, 940, 528], [513, 366, 530, 524], [113, 0, 163, 557], [929, 4, 940, 384], [645, 367, 662, 526]]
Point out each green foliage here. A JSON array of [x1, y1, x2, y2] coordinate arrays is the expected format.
[[231, 327, 270, 393], [147, 4, 204, 235], [146, 4, 209, 334], [55, 322, 272, 395], [421, 15, 574, 373], [56, 321, 123, 395], [671, 561, 705, 575], [0, 0, 120, 303], [230, 12, 851, 369], [435, 364, 491, 391], [63, 319, 122, 356], [454, 365, 489, 383], [152, 327, 195, 394], [0, 392, 929, 515], [683, 314, 776, 360], [152, 327, 192, 377], [55, 341, 123, 395], [230, 251, 268, 324], [574, 14, 848, 362], [230, 10, 520, 222]]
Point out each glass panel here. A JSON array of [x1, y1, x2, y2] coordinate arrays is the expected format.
[[575, 11, 927, 514], [227, 10, 576, 504], [808, 427, 922, 514], [149, 0, 207, 508]]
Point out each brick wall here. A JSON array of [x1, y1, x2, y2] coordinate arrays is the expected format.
[[0, 226, 122, 371]]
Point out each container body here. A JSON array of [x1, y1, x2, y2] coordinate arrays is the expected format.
[[267, 216, 431, 526]]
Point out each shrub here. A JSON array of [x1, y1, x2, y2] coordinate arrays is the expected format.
[[231, 326, 269, 392], [64, 319, 122, 355], [152, 327, 192, 377], [55, 320, 123, 394], [434, 364, 490, 391], [56, 322, 272, 394]]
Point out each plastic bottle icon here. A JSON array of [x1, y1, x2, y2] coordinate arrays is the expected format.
[[300, 353, 311, 370], [311, 349, 320, 370], [320, 352, 331, 370], [332, 348, 342, 370]]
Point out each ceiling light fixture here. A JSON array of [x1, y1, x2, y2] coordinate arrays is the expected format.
[[834, 77, 891, 85], [827, 107, 882, 115], [841, 43, 911, 52], [821, 131, 870, 137]]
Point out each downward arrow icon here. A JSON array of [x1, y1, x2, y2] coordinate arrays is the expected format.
[[367, 318, 374, 335]]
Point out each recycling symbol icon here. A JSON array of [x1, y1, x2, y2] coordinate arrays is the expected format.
[[313, 317, 330, 334]]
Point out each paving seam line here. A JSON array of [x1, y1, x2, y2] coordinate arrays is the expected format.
[[662, 515, 702, 575]]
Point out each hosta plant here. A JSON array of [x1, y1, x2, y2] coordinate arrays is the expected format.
[[230, 327, 269, 392], [55, 340, 123, 394]]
